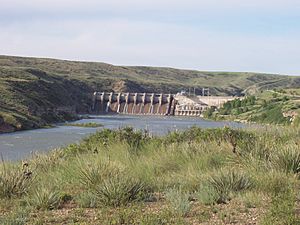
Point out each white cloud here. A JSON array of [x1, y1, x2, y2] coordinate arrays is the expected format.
[[1, 18, 299, 75], [1, 0, 300, 13]]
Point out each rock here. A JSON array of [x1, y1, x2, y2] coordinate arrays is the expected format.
[[0, 116, 15, 133]]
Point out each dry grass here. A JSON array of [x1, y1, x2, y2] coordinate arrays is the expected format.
[[0, 126, 300, 224]]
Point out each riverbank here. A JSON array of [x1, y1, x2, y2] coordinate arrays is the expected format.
[[0, 113, 88, 134], [0, 115, 245, 161], [1, 126, 300, 224]]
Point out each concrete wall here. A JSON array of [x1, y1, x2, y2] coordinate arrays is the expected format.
[[92, 92, 175, 115], [196, 96, 239, 108], [92, 92, 241, 117]]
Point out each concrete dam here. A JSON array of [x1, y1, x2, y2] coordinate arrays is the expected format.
[[92, 92, 176, 115], [92, 92, 238, 116]]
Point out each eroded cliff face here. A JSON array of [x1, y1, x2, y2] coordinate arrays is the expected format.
[[0, 69, 95, 133]]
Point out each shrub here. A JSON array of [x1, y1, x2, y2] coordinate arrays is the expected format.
[[195, 183, 219, 205], [31, 149, 65, 172], [208, 169, 253, 203], [75, 191, 97, 208], [0, 163, 33, 198], [78, 160, 116, 188], [275, 147, 300, 174], [77, 158, 149, 207], [27, 187, 61, 210], [93, 172, 146, 207], [165, 188, 191, 216], [82, 127, 150, 152]]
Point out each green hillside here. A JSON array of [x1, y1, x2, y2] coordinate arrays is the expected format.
[[0, 55, 300, 132], [205, 89, 300, 125]]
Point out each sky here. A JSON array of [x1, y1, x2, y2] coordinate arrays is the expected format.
[[0, 0, 300, 75]]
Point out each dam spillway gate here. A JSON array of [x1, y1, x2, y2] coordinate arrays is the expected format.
[[92, 92, 176, 115], [92, 92, 239, 116]]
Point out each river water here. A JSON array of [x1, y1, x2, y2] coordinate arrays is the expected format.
[[0, 115, 245, 161]]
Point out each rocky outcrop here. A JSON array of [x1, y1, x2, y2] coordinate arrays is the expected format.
[[0, 116, 15, 133]]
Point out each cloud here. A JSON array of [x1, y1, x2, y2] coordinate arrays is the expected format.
[[2, 0, 300, 14], [1, 18, 300, 75], [0, 0, 299, 75]]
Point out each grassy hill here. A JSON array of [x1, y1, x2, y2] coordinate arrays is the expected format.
[[1, 55, 300, 132], [205, 89, 300, 125]]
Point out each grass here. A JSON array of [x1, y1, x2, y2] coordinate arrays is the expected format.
[[1, 126, 300, 224], [206, 169, 253, 204], [62, 122, 103, 128], [0, 163, 33, 198], [27, 187, 61, 210], [205, 89, 300, 125]]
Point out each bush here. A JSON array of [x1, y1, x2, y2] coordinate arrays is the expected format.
[[165, 188, 191, 216], [75, 191, 97, 208], [195, 183, 219, 205], [77, 158, 149, 207], [208, 169, 253, 203], [275, 147, 300, 174], [78, 159, 117, 188], [0, 163, 33, 198], [82, 127, 150, 152], [27, 187, 61, 210], [93, 172, 146, 207]]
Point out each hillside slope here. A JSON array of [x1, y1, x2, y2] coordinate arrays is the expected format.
[[0, 55, 300, 132], [204, 89, 300, 125]]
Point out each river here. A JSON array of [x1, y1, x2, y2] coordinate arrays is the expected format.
[[0, 115, 245, 161]]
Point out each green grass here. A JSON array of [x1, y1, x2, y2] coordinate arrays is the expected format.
[[0, 163, 33, 198], [205, 90, 300, 125], [1, 126, 300, 224]]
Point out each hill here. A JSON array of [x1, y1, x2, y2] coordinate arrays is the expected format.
[[204, 89, 300, 125], [0, 55, 300, 132]]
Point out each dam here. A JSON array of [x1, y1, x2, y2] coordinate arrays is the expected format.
[[92, 92, 176, 115], [92, 92, 239, 116]]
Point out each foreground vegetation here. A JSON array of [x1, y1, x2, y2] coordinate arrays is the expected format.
[[204, 89, 300, 125], [62, 122, 103, 128], [1, 55, 300, 132], [1, 126, 300, 224]]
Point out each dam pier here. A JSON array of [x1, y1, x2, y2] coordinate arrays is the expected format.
[[92, 92, 175, 115], [92, 92, 239, 117]]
